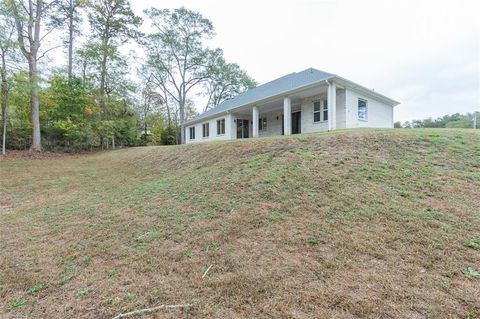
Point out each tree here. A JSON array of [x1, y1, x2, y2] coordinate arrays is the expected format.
[[144, 7, 215, 144], [6, 72, 33, 149], [203, 54, 256, 112], [401, 112, 479, 129], [51, 0, 86, 80], [140, 74, 164, 136], [0, 7, 17, 155], [7, 0, 60, 151], [40, 74, 140, 151], [87, 0, 141, 115]]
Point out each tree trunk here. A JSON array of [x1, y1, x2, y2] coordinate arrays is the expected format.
[[1, 101, 6, 156], [100, 51, 107, 110], [82, 58, 87, 84], [166, 104, 171, 126], [29, 56, 41, 151], [179, 92, 185, 144], [67, 0, 74, 80], [30, 0, 42, 152], [112, 135, 115, 149], [1, 51, 7, 155], [99, 33, 108, 116], [10, 0, 44, 152]]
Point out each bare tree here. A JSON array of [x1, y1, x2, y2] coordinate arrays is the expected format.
[[87, 0, 141, 115], [66, 0, 80, 79], [144, 7, 216, 144], [51, 0, 85, 79], [203, 55, 257, 112], [7, 0, 61, 151]]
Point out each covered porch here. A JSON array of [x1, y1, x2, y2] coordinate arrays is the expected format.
[[230, 82, 343, 139]]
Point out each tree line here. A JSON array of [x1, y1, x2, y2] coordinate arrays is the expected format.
[[394, 112, 479, 129], [0, 0, 257, 153]]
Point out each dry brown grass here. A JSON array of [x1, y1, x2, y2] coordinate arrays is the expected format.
[[1, 129, 479, 318]]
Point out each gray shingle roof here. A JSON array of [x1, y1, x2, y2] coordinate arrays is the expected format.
[[187, 67, 334, 124]]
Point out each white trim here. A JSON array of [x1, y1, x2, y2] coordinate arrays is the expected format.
[[216, 118, 226, 135], [358, 98, 368, 121], [189, 126, 196, 140], [334, 76, 399, 106], [185, 74, 399, 126], [185, 76, 336, 125]]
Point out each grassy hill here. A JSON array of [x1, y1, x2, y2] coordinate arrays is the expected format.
[[1, 129, 479, 318]]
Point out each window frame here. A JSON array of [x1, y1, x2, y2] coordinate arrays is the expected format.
[[259, 117, 267, 131], [202, 122, 209, 138], [313, 99, 328, 123], [322, 99, 328, 122], [189, 126, 195, 140], [358, 98, 368, 121], [216, 118, 225, 135]]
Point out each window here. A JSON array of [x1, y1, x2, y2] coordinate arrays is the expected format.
[[189, 126, 195, 140], [323, 99, 328, 121], [216, 118, 225, 135], [202, 123, 209, 138], [259, 117, 267, 131], [358, 99, 367, 120], [314, 100, 328, 122], [314, 101, 321, 122]]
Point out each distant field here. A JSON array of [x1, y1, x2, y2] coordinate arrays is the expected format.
[[1, 129, 479, 318]]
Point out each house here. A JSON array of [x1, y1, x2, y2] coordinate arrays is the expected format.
[[185, 68, 399, 143]]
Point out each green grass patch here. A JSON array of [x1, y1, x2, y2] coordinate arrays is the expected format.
[[8, 298, 26, 311], [106, 269, 118, 278], [266, 211, 288, 222], [75, 289, 89, 298], [79, 256, 92, 266], [462, 267, 480, 279], [134, 231, 162, 242], [126, 292, 137, 302], [464, 239, 480, 250], [59, 264, 79, 285], [28, 282, 48, 295]]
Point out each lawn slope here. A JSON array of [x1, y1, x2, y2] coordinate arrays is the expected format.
[[1, 129, 479, 318]]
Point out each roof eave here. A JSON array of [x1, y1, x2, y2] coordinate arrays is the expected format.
[[332, 76, 400, 106], [185, 74, 400, 126], [185, 75, 336, 125]]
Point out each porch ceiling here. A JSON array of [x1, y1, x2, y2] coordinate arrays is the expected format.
[[233, 84, 328, 115]]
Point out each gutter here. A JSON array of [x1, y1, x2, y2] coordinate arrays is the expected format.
[[185, 76, 336, 125], [333, 75, 400, 106], [185, 75, 399, 125]]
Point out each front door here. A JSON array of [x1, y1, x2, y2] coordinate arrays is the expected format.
[[236, 119, 249, 138], [292, 111, 301, 134]]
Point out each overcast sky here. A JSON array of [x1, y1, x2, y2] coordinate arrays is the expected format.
[[123, 0, 478, 122]]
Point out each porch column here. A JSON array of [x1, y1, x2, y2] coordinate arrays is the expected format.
[[328, 82, 337, 130], [252, 106, 259, 138], [283, 97, 291, 135]]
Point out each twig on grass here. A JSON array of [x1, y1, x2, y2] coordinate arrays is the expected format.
[[112, 303, 192, 319], [202, 264, 213, 278]]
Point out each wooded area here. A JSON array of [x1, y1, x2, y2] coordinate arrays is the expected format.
[[395, 112, 479, 129], [0, 0, 256, 153]]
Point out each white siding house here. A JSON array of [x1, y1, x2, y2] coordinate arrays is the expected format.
[[185, 68, 399, 143]]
